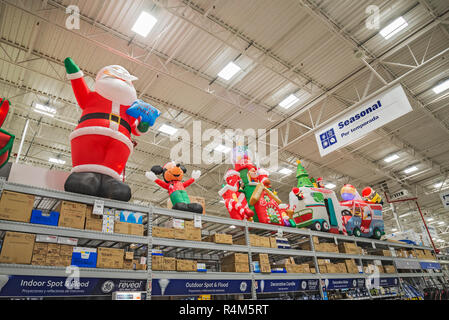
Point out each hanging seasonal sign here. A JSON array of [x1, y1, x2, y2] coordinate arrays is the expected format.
[[315, 84, 413, 157]]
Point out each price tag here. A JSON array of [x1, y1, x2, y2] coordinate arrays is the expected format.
[[93, 200, 104, 215], [194, 214, 202, 228]]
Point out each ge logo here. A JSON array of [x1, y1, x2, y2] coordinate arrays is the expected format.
[[240, 282, 247, 292], [101, 280, 115, 293], [301, 281, 307, 290], [352, 280, 357, 287]]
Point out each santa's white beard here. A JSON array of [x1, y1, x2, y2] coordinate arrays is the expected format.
[[95, 78, 137, 106]]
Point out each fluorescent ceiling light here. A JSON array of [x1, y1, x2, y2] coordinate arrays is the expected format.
[[229, 225, 236, 229], [131, 11, 157, 37], [399, 212, 413, 218], [158, 124, 177, 136], [34, 103, 56, 118], [434, 182, 443, 188], [439, 221, 445, 225], [427, 218, 434, 222], [217, 62, 241, 81], [433, 79, 449, 94], [392, 228, 397, 232], [278, 168, 293, 175], [380, 16, 408, 39], [325, 183, 336, 189], [429, 221, 438, 225], [214, 144, 231, 154], [404, 166, 418, 174], [384, 154, 399, 163], [49, 158, 65, 165], [279, 94, 299, 109]]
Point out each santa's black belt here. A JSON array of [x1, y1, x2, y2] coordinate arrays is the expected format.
[[78, 113, 131, 133]]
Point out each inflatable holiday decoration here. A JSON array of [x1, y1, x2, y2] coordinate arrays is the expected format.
[[0, 99, 14, 168], [63, 57, 160, 201], [146, 162, 203, 213], [361, 186, 383, 205], [218, 169, 254, 220]]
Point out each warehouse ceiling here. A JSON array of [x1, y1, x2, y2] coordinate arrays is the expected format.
[[1, 0, 449, 248]]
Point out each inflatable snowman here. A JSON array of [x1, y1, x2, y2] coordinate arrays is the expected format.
[[64, 57, 160, 201]]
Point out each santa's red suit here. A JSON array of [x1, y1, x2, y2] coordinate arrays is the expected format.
[[218, 169, 254, 220], [67, 67, 145, 181]]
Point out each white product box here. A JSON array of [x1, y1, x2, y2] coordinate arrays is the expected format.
[[36, 234, 58, 243], [164, 218, 185, 229], [140, 257, 147, 265], [102, 214, 115, 233]]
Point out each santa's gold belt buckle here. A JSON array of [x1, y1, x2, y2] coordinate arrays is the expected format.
[[109, 113, 121, 124]]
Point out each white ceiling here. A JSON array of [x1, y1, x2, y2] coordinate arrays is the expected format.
[[1, 0, 449, 248]]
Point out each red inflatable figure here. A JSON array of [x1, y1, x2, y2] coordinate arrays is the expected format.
[[218, 169, 254, 220], [0, 98, 14, 168], [64, 57, 159, 201]]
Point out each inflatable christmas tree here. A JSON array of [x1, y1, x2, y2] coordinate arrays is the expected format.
[[296, 160, 314, 188]]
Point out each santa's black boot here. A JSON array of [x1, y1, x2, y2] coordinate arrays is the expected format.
[[99, 174, 132, 202], [172, 202, 190, 212], [187, 203, 204, 214], [64, 172, 102, 197]]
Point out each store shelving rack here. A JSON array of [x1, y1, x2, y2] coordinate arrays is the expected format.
[[0, 180, 445, 300]]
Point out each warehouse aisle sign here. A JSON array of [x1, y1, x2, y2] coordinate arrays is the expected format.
[[255, 279, 319, 293], [315, 85, 413, 157], [0, 275, 146, 297], [151, 278, 252, 296], [323, 278, 366, 290]]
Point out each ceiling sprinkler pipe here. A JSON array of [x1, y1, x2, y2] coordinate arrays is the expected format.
[[416, 201, 438, 254]]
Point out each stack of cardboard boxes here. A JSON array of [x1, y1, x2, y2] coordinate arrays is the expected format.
[[221, 253, 249, 272], [204, 233, 233, 245], [96, 247, 124, 269], [152, 255, 177, 271], [276, 257, 310, 273], [0, 191, 35, 223], [415, 249, 435, 260], [176, 259, 197, 272], [384, 265, 396, 273], [344, 259, 359, 274], [235, 234, 271, 247], [123, 251, 134, 269], [300, 236, 339, 253], [337, 241, 363, 255], [372, 249, 392, 257], [152, 219, 202, 241], [314, 259, 348, 274]]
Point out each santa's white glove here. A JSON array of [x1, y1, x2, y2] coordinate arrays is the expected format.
[[145, 171, 157, 182], [191, 170, 201, 180]]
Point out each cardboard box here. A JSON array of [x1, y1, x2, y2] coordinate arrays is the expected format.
[[164, 218, 185, 229], [0, 232, 36, 264], [317, 243, 339, 253], [125, 251, 134, 260], [152, 256, 164, 271], [97, 247, 124, 269], [60, 255, 72, 267], [114, 221, 144, 236], [123, 260, 133, 270], [0, 191, 35, 223], [269, 237, 277, 248], [85, 218, 103, 232], [338, 242, 360, 254], [205, 233, 233, 245], [221, 253, 248, 265], [310, 267, 316, 273], [384, 265, 396, 274], [45, 256, 63, 266], [47, 243, 60, 257], [57, 201, 86, 229], [185, 227, 201, 241], [60, 244, 74, 256], [102, 214, 114, 233], [222, 262, 249, 273], [33, 242, 48, 256], [176, 259, 196, 272], [258, 236, 271, 248], [163, 257, 176, 271], [344, 259, 359, 274], [235, 234, 260, 246], [174, 228, 187, 240], [31, 254, 46, 266], [253, 253, 269, 265], [326, 263, 339, 273], [153, 226, 175, 239]]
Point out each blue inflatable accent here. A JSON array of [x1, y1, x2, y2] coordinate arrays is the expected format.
[[126, 100, 160, 126]]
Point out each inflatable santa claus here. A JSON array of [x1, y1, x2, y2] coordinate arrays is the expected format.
[[64, 57, 160, 201], [0, 98, 14, 168]]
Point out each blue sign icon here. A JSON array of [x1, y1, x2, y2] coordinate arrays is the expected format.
[[320, 128, 337, 149]]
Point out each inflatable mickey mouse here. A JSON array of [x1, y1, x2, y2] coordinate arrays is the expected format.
[[145, 162, 203, 213]]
